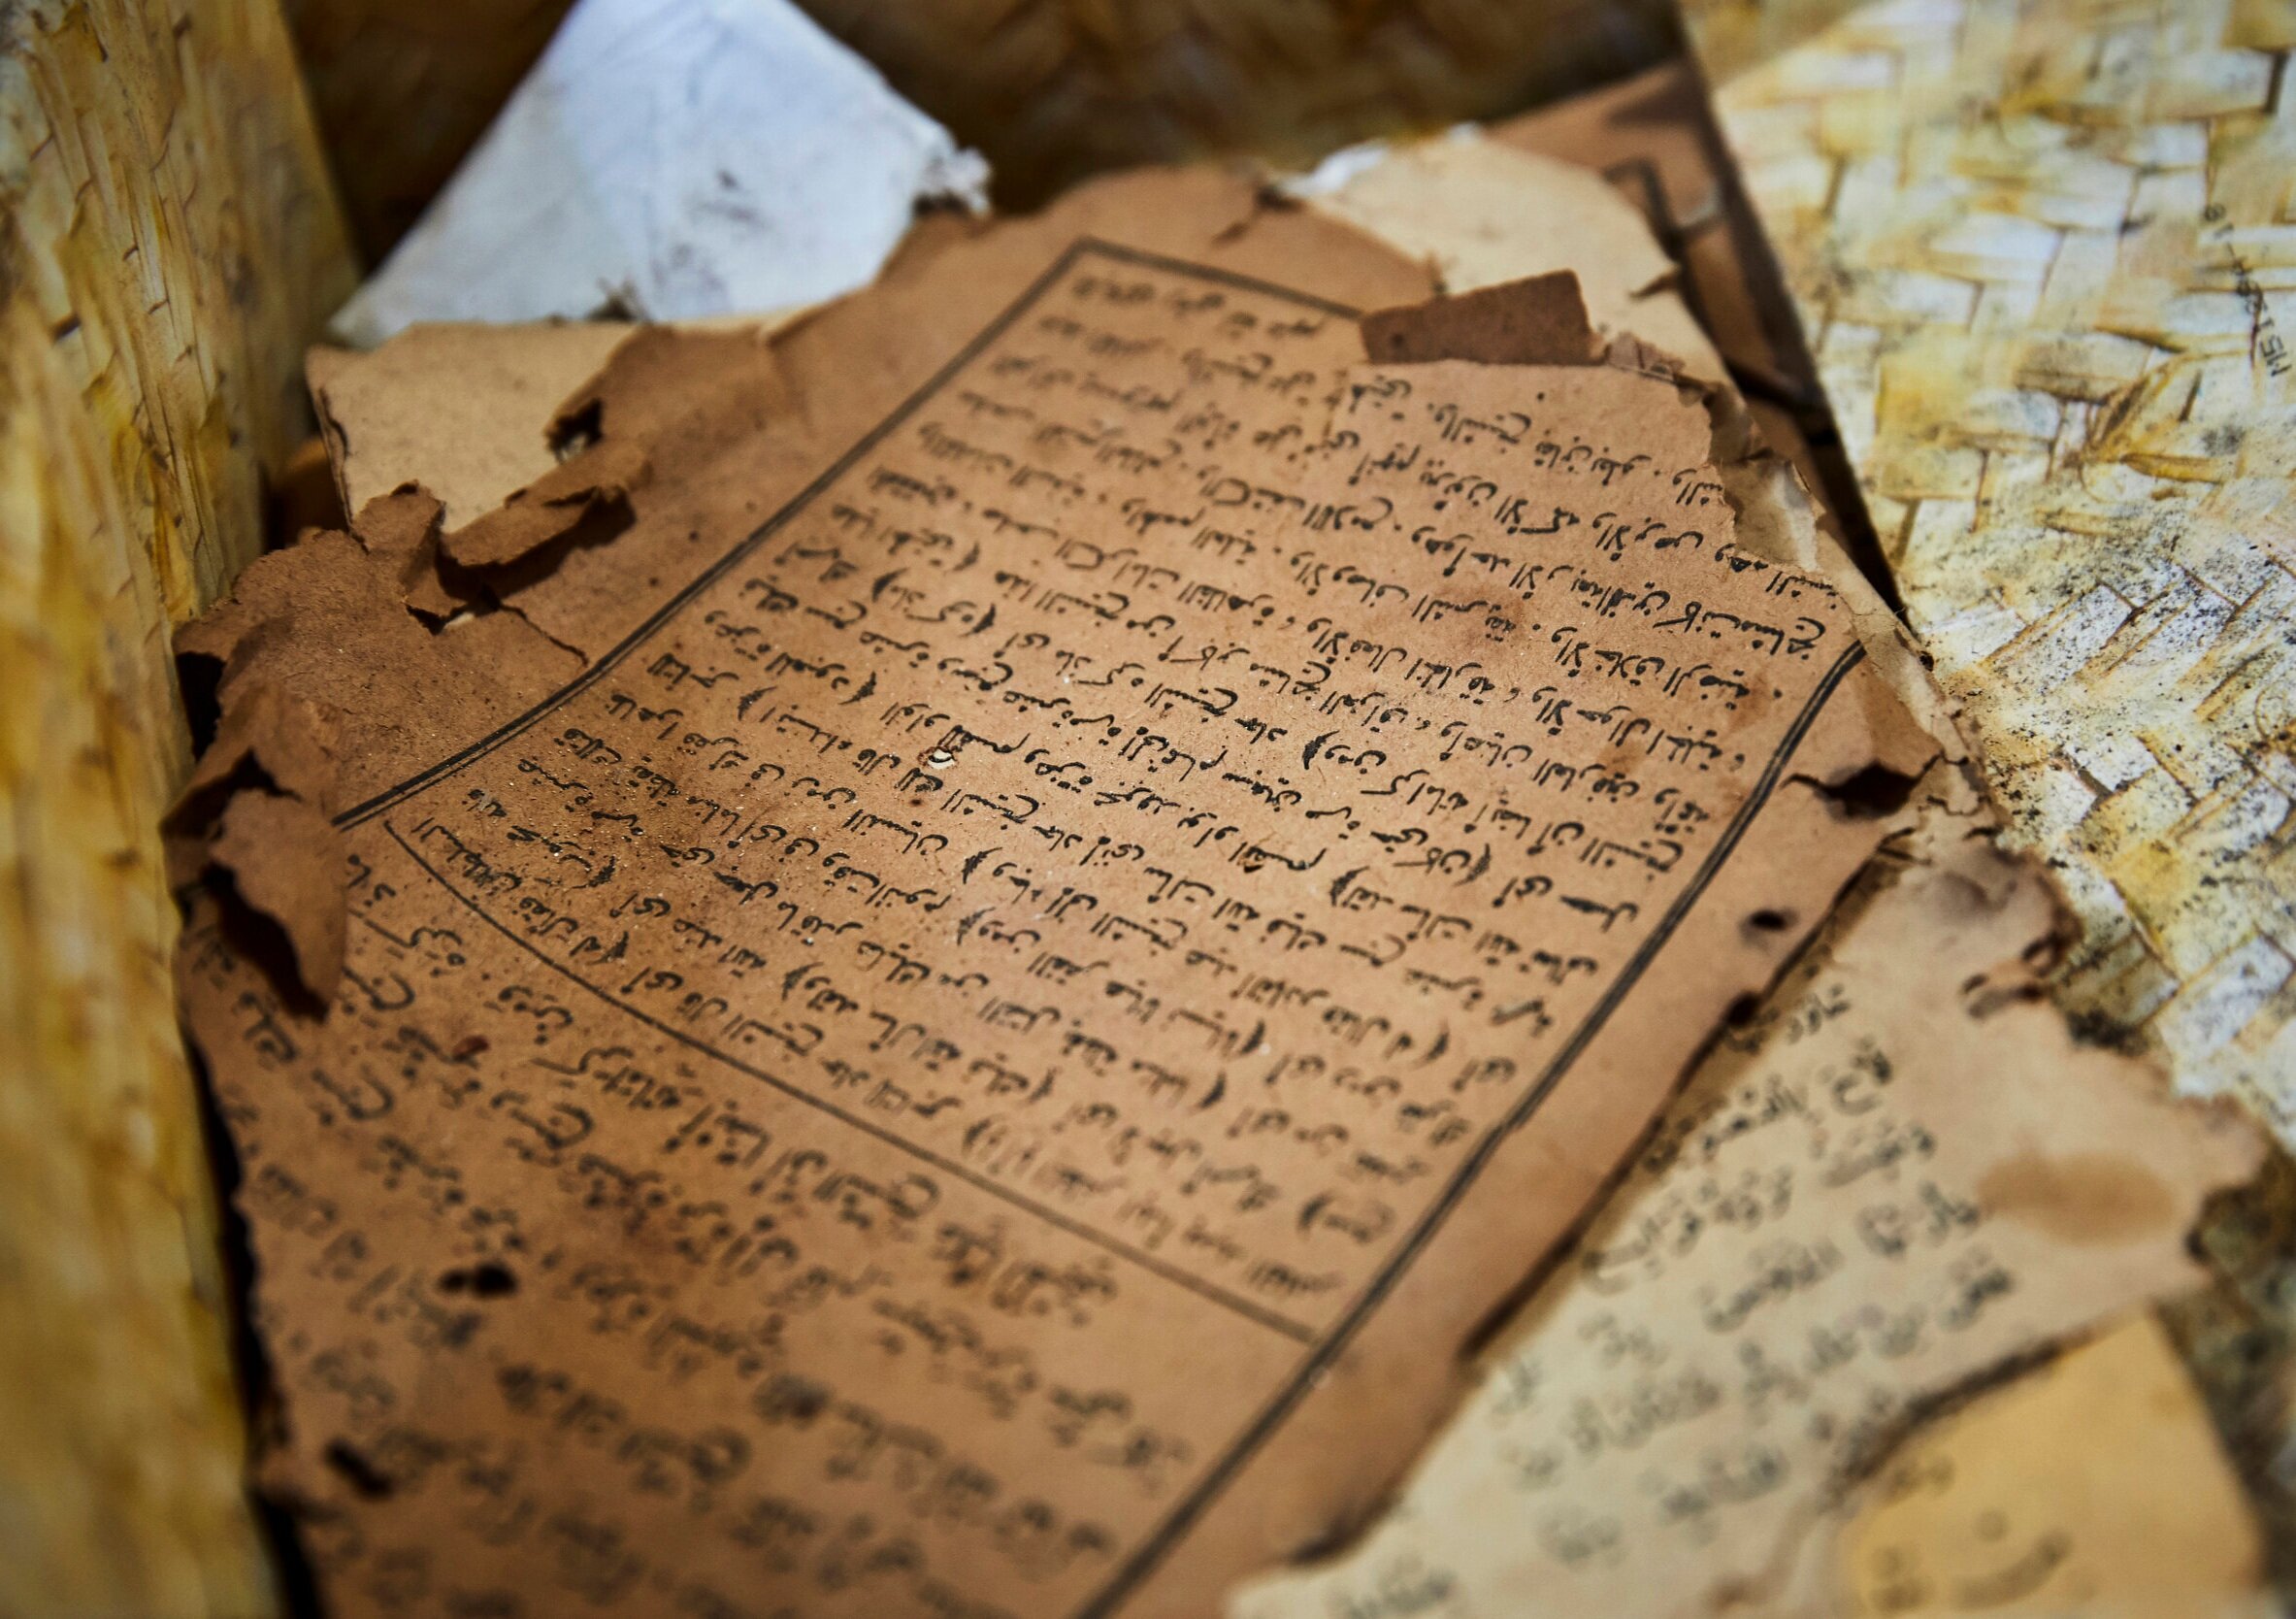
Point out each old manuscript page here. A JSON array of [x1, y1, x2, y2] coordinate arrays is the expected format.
[[175, 186, 1922, 1619]]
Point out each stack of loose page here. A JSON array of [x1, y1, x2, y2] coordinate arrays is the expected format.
[[166, 75, 2269, 1619]]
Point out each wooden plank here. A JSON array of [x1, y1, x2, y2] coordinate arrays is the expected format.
[[0, 1, 355, 1612]]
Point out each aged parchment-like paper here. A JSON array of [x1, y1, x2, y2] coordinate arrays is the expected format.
[[1287, 133, 1730, 389], [308, 324, 635, 530], [172, 177, 1925, 1619]]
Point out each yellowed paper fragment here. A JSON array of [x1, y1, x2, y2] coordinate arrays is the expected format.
[[309, 323, 636, 528], [1293, 132, 1730, 387], [1813, 1316, 2269, 1619], [176, 180, 1923, 1619], [1679, 0, 2296, 1136], [1232, 813, 2257, 1619]]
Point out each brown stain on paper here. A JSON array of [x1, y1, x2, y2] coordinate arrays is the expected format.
[[1979, 1152, 2179, 1246]]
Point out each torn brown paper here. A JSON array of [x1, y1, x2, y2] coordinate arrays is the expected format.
[[174, 529, 585, 800], [306, 317, 810, 545], [209, 790, 348, 1001], [1230, 812, 2258, 1619], [163, 680, 349, 1001], [439, 437, 651, 572], [1488, 59, 1898, 603], [175, 171, 1926, 1619], [348, 489, 472, 622], [1293, 116, 1870, 599], [1360, 271, 1602, 369], [1320, 156, 1944, 755], [1812, 1315, 2270, 1619], [311, 323, 635, 529]]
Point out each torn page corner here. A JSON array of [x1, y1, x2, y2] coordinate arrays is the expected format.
[[1297, 129, 1727, 390], [165, 677, 349, 1003], [208, 790, 348, 1005], [312, 321, 640, 530], [1359, 272, 1601, 368], [440, 438, 652, 572], [349, 485, 472, 621], [172, 677, 344, 821]]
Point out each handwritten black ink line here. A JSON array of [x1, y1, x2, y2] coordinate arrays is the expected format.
[[381, 815, 1321, 1344], [1073, 639, 1866, 1619]]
